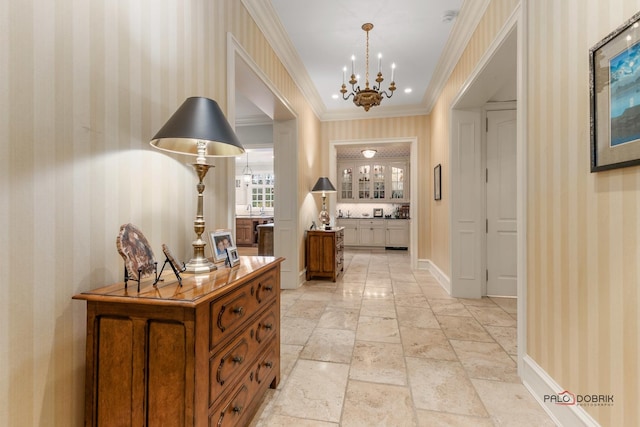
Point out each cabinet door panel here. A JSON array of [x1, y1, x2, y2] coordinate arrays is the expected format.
[[95, 317, 135, 426], [148, 320, 187, 426]]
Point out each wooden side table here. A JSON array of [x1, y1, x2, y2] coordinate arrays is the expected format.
[[305, 227, 344, 281]]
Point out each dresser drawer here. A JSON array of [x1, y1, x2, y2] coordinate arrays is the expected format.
[[209, 343, 277, 427], [209, 269, 277, 349], [209, 305, 278, 406]]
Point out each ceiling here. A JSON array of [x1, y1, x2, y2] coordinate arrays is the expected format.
[[239, 0, 492, 122]]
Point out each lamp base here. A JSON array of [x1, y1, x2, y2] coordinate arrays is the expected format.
[[184, 238, 217, 274], [184, 257, 217, 274]]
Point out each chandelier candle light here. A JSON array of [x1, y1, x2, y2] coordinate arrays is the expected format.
[[340, 23, 396, 111]]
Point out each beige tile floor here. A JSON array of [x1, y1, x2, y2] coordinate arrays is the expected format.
[[248, 248, 556, 426]]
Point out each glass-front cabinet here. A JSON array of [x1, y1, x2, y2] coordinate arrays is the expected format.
[[389, 162, 407, 201], [338, 160, 408, 202], [339, 164, 354, 200]]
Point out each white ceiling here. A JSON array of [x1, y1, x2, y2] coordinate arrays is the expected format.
[[239, 0, 492, 121]]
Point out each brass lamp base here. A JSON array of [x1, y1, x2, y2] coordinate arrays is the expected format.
[[185, 256, 217, 274], [184, 161, 217, 274]]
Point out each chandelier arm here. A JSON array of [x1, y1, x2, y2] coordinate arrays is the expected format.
[[379, 90, 394, 99], [342, 92, 356, 101]]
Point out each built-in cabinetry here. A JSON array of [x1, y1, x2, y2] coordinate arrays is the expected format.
[[236, 217, 273, 247], [386, 220, 410, 248], [306, 228, 344, 282], [336, 218, 409, 248], [338, 160, 408, 202], [73, 256, 284, 427], [358, 219, 386, 246]]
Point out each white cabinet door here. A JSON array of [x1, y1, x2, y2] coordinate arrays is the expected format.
[[358, 220, 385, 246], [337, 219, 358, 245], [386, 221, 409, 247], [337, 163, 355, 201]]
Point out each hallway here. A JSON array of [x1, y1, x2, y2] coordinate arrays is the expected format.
[[249, 248, 556, 426]]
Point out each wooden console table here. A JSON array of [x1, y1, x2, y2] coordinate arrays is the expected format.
[[73, 256, 284, 427]]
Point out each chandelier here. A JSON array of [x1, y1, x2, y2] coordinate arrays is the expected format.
[[340, 23, 396, 111]]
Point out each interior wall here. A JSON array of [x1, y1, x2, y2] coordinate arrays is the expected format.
[[527, 0, 639, 425], [0, 0, 320, 424], [320, 116, 430, 259]]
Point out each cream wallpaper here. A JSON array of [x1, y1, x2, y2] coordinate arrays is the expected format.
[[526, 0, 640, 425], [0, 0, 319, 424]]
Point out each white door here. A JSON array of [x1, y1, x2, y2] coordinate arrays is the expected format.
[[486, 110, 517, 296], [451, 109, 483, 298]]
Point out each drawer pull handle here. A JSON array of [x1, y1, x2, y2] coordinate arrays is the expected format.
[[233, 405, 243, 414], [232, 355, 244, 364], [263, 323, 273, 330], [264, 361, 273, 368], [264, 285, 273, 291], [232, 306, 244, 315]]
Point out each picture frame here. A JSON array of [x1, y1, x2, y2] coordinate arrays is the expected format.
[[373, 208, 383, 217], [590, 11, 640, 172], [434, 164, 442, 200], [226, 246, 240, 267], [209, 230, 235, 263]]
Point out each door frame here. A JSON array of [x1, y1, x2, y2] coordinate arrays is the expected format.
[[449, 5, 527, 374], [227, 33, 300, 289], [329, 137, 419, 270]]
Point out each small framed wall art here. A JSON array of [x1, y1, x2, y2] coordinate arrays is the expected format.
[[590, 11, 640, 171], [434, 164, 442, 200]]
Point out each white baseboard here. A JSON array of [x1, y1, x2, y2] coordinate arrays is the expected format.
[[417, 259, 451, 294], [521, 355, 601, 427]]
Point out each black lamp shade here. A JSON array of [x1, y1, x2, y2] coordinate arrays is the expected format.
[[150, 97, 245, 157], [311, 177, 337, 193]]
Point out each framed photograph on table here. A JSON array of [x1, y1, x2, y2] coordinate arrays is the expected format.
[[434, 164, 442, 200], [590, 11, 640, 171], [209, 230, 234, 263], [226, 246, 240, 267]]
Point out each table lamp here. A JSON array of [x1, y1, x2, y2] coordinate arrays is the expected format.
[[150, 96, 245, 273], [311, 177, 337, 229]]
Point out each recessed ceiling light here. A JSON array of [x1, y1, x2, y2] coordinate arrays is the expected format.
[[404, 88, 412, 93], [332, 94, 339, 99]]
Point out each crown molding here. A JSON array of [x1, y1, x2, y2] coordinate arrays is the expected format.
[[235, 115, 275, 127], [242, 0, 326, 120], [422, 0, 492, 113], [321, 104, 429, 122]]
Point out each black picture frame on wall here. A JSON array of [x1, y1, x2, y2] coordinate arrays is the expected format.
[[434, 164, 442, 200], [590, 10, 640, 172]]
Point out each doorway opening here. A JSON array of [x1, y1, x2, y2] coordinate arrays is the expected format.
[[449, 10, 526, 374], [227, 33, 300, 289]]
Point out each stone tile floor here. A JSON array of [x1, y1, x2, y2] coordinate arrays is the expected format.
[[248, 248, 556, 426]]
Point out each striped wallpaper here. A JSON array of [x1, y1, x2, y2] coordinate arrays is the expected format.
[[527, 0, 640, 425], [0, 0, 319, 424]]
